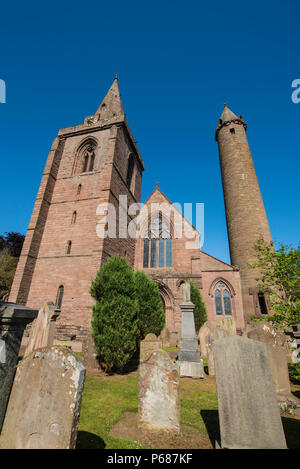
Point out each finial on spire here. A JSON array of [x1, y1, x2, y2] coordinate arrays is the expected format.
[[155, 181, 160, 187], [224, 101, 227, 107], [115, 72, 118, 80]]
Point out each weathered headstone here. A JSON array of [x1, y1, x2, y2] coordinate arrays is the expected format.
[[207, 326, 229, 376], [0, 346, 86, 449], [138, 350, 180, 433], [198, 321, 216, 357], [82, 333, 100, 370], [219, 317, 236, 336], [247, 322, 300, 414], [213, 335, 287, 449], [0, 302, 38, 432], [24, 301, 59, 358], [140, 333, 162, 362], [178, 285, 204, 378], [159, 327, 170, 348]]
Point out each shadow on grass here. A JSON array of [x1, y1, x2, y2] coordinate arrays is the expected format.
[[282, 416, 300, 449], [200, 410, 220, 448], [76, 431, 106, 449]]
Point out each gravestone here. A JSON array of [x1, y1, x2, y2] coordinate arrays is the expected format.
[[82, 333, 100, 370], [219, 317, 236, 336], [140, 333, 162, 362], [178, 283, 204, 378], [0, 346, 86, 449], [159, 328, 170, 348], [24, 301, 59, 358], [0, 302, 38, 432], [198, 321, 216, 357], [138, 350, 180, 433], [207, 326, 229, 376], [247, 322, 300, 414], [213, 335, 287, 449]]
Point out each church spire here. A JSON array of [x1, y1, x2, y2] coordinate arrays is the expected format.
[[95, 76, 124, 119]]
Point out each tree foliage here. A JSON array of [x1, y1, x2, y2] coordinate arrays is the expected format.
[[250, 237, 300, 328], [134, 270, 165, 340], [90, 255, 139, 371], [0, 232, 24, 300], [0, 256, 18, 300], [189, 280, 207, 332]]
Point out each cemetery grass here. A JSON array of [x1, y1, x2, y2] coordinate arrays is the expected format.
[[77, 372, 218, 449], [77, 372, 300, 450]]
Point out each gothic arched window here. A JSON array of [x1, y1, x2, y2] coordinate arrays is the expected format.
[[77, 184, 82, 196], [143, 213, 172, 268], [82, 145, 96, 173], [56, 285, 64, 310], [214, 282, 232, 316]]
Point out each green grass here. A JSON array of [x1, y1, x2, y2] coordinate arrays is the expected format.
[[77, 371, 300, 449]]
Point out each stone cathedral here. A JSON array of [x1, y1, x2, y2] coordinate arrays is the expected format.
[[9, 78, 272, 343]]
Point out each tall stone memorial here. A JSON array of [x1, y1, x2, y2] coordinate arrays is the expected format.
[[178, 283, 204, 378], [0, 302, 38, 432], [213, 335, 287, 449], [0, 346, 86, 449], [138, 350, 180, 433]]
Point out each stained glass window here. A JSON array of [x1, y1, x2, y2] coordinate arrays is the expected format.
[[215, 290, 222, 315], [143, 239, 149, 268], [223, 289, 232, 315], [142, 212, 172, 268]]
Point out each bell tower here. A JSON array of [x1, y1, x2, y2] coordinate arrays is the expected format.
[[9, 77, 144, 338], [215, 104, 272, 322]]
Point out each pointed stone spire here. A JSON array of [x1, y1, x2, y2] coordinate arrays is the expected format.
[[215, 103, 247, 140], [219, 103, 238, 123], [95, 76, 124, 120]]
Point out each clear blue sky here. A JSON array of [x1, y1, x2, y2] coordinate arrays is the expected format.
[[0, 0, 299, 264]]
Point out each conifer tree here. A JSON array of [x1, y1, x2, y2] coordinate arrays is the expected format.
[[90, 255, 139, 371], [134, 270, 165, 339], [189, 280, 207, 333]]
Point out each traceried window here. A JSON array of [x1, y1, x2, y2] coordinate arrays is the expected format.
[[56, 285, 64, 310], [82, 145, 96, 173], [143, 213, 172, 268], [214, 282, 232, 316]]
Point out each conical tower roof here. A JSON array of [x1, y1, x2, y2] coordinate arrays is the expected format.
[[219, 104, 238, 123], [95, 76, 124, 120]]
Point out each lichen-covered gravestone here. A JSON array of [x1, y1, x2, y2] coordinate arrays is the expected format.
[[138, 350, 180, 433], [207, 326, 229, 376], [213, 335, 287, 449], [0, 346, 85, 449], [140, 333, 162, 362]]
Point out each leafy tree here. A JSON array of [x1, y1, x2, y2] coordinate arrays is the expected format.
[[90, 255, 139, 371], [0, 255, 18, 300], [249, 237, 300, 328], [134, 270, 165, 340], [189, 280, 207, 333], [4, 232, 25, 257], [0, 232, 24, 300]]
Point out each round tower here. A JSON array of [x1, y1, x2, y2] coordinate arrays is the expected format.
[[215, 104, 272, 322]]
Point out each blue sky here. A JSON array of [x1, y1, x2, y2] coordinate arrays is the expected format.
[[0, 0, 299, 263]]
